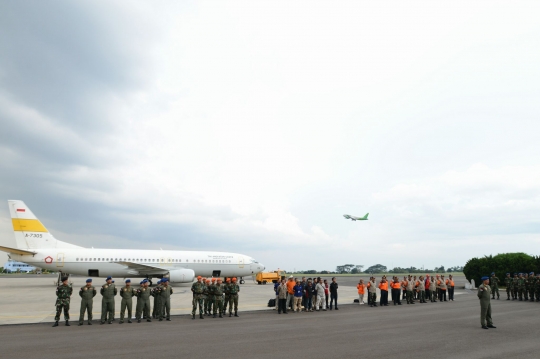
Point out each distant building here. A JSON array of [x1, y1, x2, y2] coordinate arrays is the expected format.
[[3, 260, 37, 273]]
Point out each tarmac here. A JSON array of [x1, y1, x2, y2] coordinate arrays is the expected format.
[[2, 274, 539, 359]]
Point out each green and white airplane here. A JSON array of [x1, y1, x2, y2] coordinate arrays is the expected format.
[[343, 213, 369, 221]]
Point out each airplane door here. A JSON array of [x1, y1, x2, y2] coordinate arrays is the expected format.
[[56, 253, 64, 268], [238, 256, 244, 269]]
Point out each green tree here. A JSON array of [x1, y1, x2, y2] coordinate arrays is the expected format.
[[365, 264, 387, 274], [464, 253, 537, 286]]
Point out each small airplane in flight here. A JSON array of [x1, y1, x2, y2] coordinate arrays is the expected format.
[[343, 213, 369, 221]]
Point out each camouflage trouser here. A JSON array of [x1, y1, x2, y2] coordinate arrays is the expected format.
[[192, 295, 204, 315], [224, 295, 230, 313], [506, 287, 511, 299], [213, 297, 224, 315], [524, 287, 529, 300], [513, 288, 518, 299], [369, 292, 377, 305], [529, 288, 535, 301], [406, 290, 413, 304], [518, 288, 524, 300], [120, 298, 133, 321], [55, 299, 70, 321], [79, 299, 92, 323], [206, 295, 214, 313], [228, 294, 239, 312], [490, 286, 499, 299], [430, 290, 437, 302]]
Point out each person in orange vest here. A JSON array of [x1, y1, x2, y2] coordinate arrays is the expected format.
[[425, 275, 431, 302], [429, 276, 437, 302], [435, 274, 441, 301], [447, 275, 455, 301], [367, 277, 377, 307], [356, 279, 366, 305], [391, 277, 402, 305], [378, 276, 389, 306]]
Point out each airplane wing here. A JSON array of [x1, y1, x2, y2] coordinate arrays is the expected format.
[[0, 245, 37, 256], [114, 261, 175, 275]]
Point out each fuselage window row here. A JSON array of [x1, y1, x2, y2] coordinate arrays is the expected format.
[[73, 258, 231, 263]]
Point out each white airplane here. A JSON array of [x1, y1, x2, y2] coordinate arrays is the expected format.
[[343, 213, 369, 221], [0, 200, 265, 286]]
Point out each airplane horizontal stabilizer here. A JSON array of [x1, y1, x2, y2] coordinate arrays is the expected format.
[[0, 245, 37, 256]]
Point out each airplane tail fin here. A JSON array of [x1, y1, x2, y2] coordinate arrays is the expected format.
[[363, 213, 369, 220], [8, 200, 82, 249]]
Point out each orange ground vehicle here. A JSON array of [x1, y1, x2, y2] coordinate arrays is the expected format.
[[256, 270, 285, 284]]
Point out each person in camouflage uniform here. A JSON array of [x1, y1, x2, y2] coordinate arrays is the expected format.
[[119, 279, 136, 324], [151, 279, 162, 319], [523, 273, 529, 301], [100, 276, 117, 324], [213, 278, 225, 318], [490, 272, 500, 300], [504, 273, 512, 300], [159, 278, 173, 321], [53, 276, 73, 327], [535, 274, 540, 302], [517, 273, 525, 301], [201, 278, 208, 315], [136, 279, 152, 323], [78, 278, 96, 325], [512, 273, 518, 300], [191, 276, 205, 319], [228, 277, 240, 317], [529, 272, 536, 302], [206, 279, 215, 315], [223, 278, 231, 315]]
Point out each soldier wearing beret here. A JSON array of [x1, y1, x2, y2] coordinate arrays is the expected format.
[[490, 272, 500, 300], [504, 273, 512, 300], [478, 276, 496, 329], [78, 278, 96, 325], [53, 276, 73, 327], [191, 276, 205, 319], [152, 279, 162, 319], [119, 279, 136, 324], [159, 278, 173, 321], [136, 279, 152, 323], [100, 276, 117, 324], [213, 278, 225, 318], [228, 277, 240, 317]]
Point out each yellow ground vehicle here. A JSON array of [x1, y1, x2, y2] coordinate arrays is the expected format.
[[256, 270, 285, 284]]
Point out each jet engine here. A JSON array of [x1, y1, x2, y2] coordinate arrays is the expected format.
[[168, 268, 195, 283]]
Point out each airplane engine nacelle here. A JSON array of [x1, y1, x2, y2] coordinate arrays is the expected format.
[[168, 268, 195, 283]]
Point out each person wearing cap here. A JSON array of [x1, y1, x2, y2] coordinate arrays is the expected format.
[[213, 278, 225, 318], [528, 272, 535, 302], [159, 278, 173, 321], [504, 273, 512, 300], [152, 279, 163, 319], [293, 279, 303, 312], [489, 272, 500, 300], [329, 277, 339, 310], [415, 276, 426, 303], [390, 277, 401, 305], [405, 275, 415, 304], [517, 273, 526, 301], [53, 276, 73, 327], [78, 278, 96, 326], [100, 276, 117, 324], [191, 276, 205, 319], [523, 273, 530, 301], [286, 276, 295, 311], [201, 278, 209, 315], [478, 276, 496, 329], [228, 277, 240, 317], [206, 278, 216, 315], [512, 273, 519, 300], [535, 273, 540, 302], [136, 279, 152, 323], [429, 276, 437, 302], [378, 276, 389, 306], [119, 279, 136, 324]]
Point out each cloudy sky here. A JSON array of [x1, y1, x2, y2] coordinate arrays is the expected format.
[[1, 1, 539, 272]]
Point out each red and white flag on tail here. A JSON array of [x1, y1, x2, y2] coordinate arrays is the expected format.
[[16, 209, 25, 212]]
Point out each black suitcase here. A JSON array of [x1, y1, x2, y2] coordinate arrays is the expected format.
[[268, 299, 276, 307], [353, 299, 359, 303]]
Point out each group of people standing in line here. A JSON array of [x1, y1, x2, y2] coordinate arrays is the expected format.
[[274, 276, 339, 313], [356, 274, 456, 306]]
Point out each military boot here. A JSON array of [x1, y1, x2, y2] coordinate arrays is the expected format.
[[78, 322, 83, 326], [65, 321, 70, 326], [199, 313, 204, 319], [52, 321, 59, 327], [234, 311, 239, 317], [147, 319, 152, 322], [219, 314, 223, 318], [192, 314, 195, 320], [213, 313, 217, 318], [88, 321, 92, 325], [128, 320, 132, 323], [138, 319, 141, 323], [119, 320, 124, 324], [229, 312, 232, 317]]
